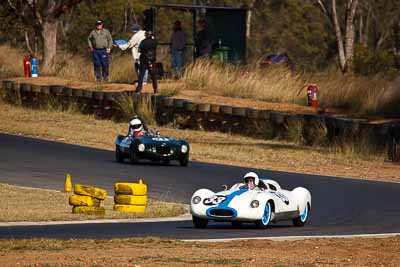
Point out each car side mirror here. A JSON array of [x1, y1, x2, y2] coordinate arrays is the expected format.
[[222, 184, 228, 191]]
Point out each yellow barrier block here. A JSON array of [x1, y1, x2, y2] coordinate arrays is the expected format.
[[64, 173, 72, 192], [69, 195, 101, 207], [74, 184, 107, 200], [114, 195, 147, 205], [72, 206, 106, 215], [113, 204, 146, 213], [114, 180, 147, 196]]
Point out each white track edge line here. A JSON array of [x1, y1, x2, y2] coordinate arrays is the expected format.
[[0, 214, 192, 226], [183, 233, 400, 242]]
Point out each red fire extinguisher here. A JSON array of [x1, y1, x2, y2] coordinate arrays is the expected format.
[[307, 84, 319, 108], [23, 56, 31, 77]]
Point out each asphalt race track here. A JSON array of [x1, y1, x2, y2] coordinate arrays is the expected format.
[[1, 133, 400, 240]]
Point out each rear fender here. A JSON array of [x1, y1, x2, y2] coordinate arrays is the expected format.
[[291, 187, 311, 212]]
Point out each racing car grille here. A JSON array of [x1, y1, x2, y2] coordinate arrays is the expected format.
[[208, 209, 234, 217], [156, 146, 171, 154]]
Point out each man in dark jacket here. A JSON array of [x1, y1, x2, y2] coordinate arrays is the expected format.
[[195, 19, 213, 58], [136, 31, 158, 94], [88, 20, 113, 82]]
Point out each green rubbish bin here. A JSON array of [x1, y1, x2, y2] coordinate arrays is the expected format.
[[213, 46, 230, 62]]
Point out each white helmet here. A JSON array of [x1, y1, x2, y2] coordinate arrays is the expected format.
[[129, 118, 143, 132], [244, 172, 259, 186]]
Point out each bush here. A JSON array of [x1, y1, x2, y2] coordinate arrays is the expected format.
[[353, 44, 399, 76]]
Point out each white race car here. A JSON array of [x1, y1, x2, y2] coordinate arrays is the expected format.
[[190, 176, 311, 229]]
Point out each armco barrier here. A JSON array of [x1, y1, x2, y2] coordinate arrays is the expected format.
[[1, 79, 399, 162]]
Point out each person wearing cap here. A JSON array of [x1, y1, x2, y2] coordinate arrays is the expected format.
[[88, 20, 113, 82], [136, 31, 158, 94], [117, 24, 148, 85]]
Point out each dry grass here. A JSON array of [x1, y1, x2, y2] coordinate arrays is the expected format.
[[0, 99, 399, 182], [183, 60, 305, 103], [0, 183, 185, 222], [0, 237, 399, 266], [114, 94, 156, 124], [181, 60, 400, 117], [0, 45, 24, 78], [55, 51, 137, 83]]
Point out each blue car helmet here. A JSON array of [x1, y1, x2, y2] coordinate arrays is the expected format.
[[243, 172, 259, 190]]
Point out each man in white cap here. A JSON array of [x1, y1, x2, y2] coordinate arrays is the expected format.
[[117, 24, 148, 85]]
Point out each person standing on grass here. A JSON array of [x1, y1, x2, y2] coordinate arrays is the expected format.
[[117, 24, 148, 85], [88, 20, 113, 82], [170, 20, 186, 79], [136, 31, 158, 94]]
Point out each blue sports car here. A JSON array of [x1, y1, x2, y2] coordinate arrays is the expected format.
[[115, 131, 190, 166]]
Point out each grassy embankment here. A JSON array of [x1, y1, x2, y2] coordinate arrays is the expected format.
[[2, 44, 399, 118]]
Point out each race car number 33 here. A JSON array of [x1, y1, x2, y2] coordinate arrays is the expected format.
[[204, 196, 226, 205]]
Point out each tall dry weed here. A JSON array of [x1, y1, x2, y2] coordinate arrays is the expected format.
[[0, 45, 25, 78], [182, 60, 307, 103], [109, 55, 136, 84], [54, 52, 93, 81], [113, 94, 156, 124]]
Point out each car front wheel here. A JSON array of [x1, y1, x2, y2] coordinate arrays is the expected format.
[[192, 216, 208, 229], [130, 146, 138, 164], [115, 145, 124, 163], [255, 202, 272, 229], [179, 154, 189, 167]]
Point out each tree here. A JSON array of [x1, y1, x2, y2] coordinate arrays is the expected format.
[[316, 0, 359, 73], [6, 0, 83, 72]]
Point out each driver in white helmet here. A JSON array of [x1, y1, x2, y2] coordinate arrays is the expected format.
[[241, 172, 260, 190], [128, 117, 145, 137]]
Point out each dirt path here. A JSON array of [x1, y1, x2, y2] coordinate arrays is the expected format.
[[1, 237, 399, 266]]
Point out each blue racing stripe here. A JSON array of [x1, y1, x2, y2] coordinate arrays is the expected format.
[[206, 189, 248, 218]]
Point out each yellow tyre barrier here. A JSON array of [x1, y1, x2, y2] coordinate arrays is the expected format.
[[69, 195, 100, 207], [114, 180, 147, 196], [74, 184, 107, 200], [72, 206, 106, 215], [114, 195, 147, 205], [113, 204, 146, 213]]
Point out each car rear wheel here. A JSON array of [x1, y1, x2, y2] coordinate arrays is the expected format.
[[293, 204, 309, 227], [192, 216, 208, 229], [115, 145, 124, 163], [179, 154, 189, 167], [255, 202, 272, 229]]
